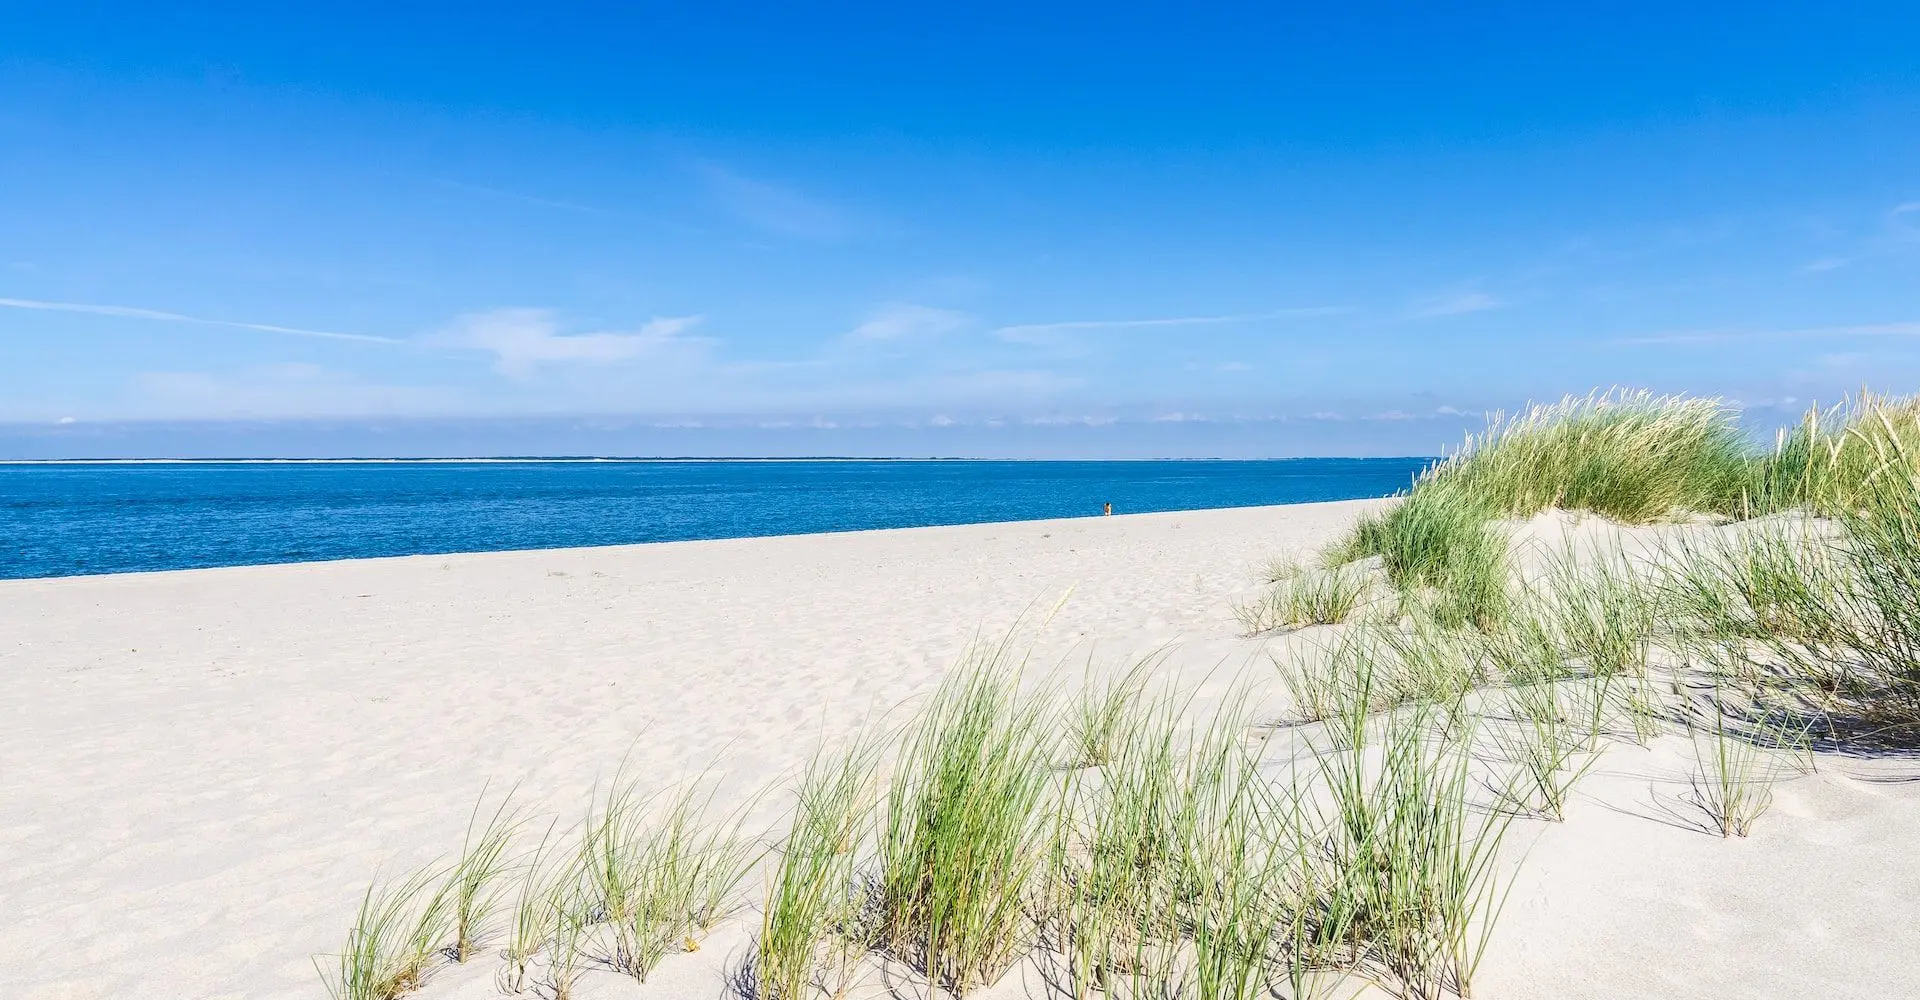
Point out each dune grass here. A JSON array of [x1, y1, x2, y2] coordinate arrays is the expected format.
[[1275, 632, 1369, 727], [1063, 653, 1159, 768], [1387, 610, 1501, 707], [1364, 388, 1920, 538], [1233, 562, 1381, 635], [1657, 523, 1846, 650], [1688, 685, 1813, 838], [543, 884, 591, 1000], [578, 775, 651, 976], [1420, 390, 1754, 523], [1476, 594, 1562, 685], [447, 788, 523, 963], [1492, 674, 1601, 822], [1325, 390, 1920, 657], [1826, 430, 1920, 727], [1330, 483, 1512, 632], [1538, 544, 1657, 680], [497, 822, 565, 995], [757, 738, 882, 1000], [324, 650, 1551, 1000], [1259, 552, 1306, 584], [1752, 392, 1920, 514], [1175, 699, 1290, 1000], [876, 646, 1062, 996], [1276, 628, 1420, 727], [1313, 387, 1920, 747], [1275, 614, 1490, 730], [1049, 685, 1189, 997], [581, 771, 764, 983], [320, 864, 454, 1000], [1647, 411, 1920, 734], [1047, 679, 1519, 1000], [1327, 389, 1766, 630], [1309, 693, 1514, 1000], [1047, 685, 1293, 999]]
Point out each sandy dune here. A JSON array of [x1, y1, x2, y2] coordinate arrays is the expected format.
[[3, 499, 1917, 1000]]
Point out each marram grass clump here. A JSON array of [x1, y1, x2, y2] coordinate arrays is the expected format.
[[1329, 491, 1512, 631], [1232, 562, 1381, 635], [876, 644, 1062, 996], [756, 737, 882, 1000], [1420, 389, 1756, 523], [1752, 392, 1920, 514], [319, 864, 454, 1000], [580, 770, 763, 983], [1325, 389, 1920, 632], [1328, 390, 1752, 607]]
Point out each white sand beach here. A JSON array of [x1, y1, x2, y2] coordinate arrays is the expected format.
[[4, 499, 1918, 1000]]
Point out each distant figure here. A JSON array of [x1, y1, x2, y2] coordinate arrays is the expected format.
[[1103, 501, 1113, 516]]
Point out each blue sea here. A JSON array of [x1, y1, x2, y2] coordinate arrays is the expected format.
[[0, 459, 1429, 580]]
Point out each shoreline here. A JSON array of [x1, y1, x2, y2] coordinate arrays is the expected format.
[[0, 455, 1439, 465], [0, 498, 1394, 585]]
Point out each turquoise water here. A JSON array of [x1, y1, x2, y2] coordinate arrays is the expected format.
[[0, 459, 1429, 580]]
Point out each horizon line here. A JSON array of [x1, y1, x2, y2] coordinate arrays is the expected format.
[[0, 455, 1443, 465]]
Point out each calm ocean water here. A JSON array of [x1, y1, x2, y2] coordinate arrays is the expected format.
[[0, 459, 1430, 580]]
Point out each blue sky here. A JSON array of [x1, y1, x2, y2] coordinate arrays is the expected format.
[[3, 3, 1918, 458]]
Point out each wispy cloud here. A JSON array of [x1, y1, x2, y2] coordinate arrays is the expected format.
[[994, 307, 1345, 344], [697, 163, 845, 239], [426, 308, 709, 377], [845, 303, 971, 342], [1407, 291, 1504, 319], [1787, 201, 1920, 274], [1890, 201, 1920, 241], [0, 297, 399, 344], [1613, 321, 1920, 346]]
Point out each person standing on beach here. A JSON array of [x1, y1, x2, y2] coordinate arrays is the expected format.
[[1104, 501, 1112, 516]]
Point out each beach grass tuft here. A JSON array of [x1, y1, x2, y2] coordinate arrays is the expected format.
[[1332, 486, 1512, 632], [1418, 389, 1754, 523], [448, 787, 523, 963], [1259, 551, 1306, 584], [1175, 700, 1291, 1000], [1234, 562, 1381, 635], [1048, 683, 1188, 997], [1539, 543, 1657, 680], [543, 884, 591, 1000], [1688, 685, 1810, 838], [1752, 392, 1920, 514], [581, 769, 765, 983], [1310, 694, 1514, 1000], [877, 643, 1061, 996], [1063, 653, 1159, 768], [497, 821, 566, 995], [757, 737, 882, 1000], [1827, 424, 1920, 727], [319, 864, 454, 1000], [1492, 675, 1599, 822]]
